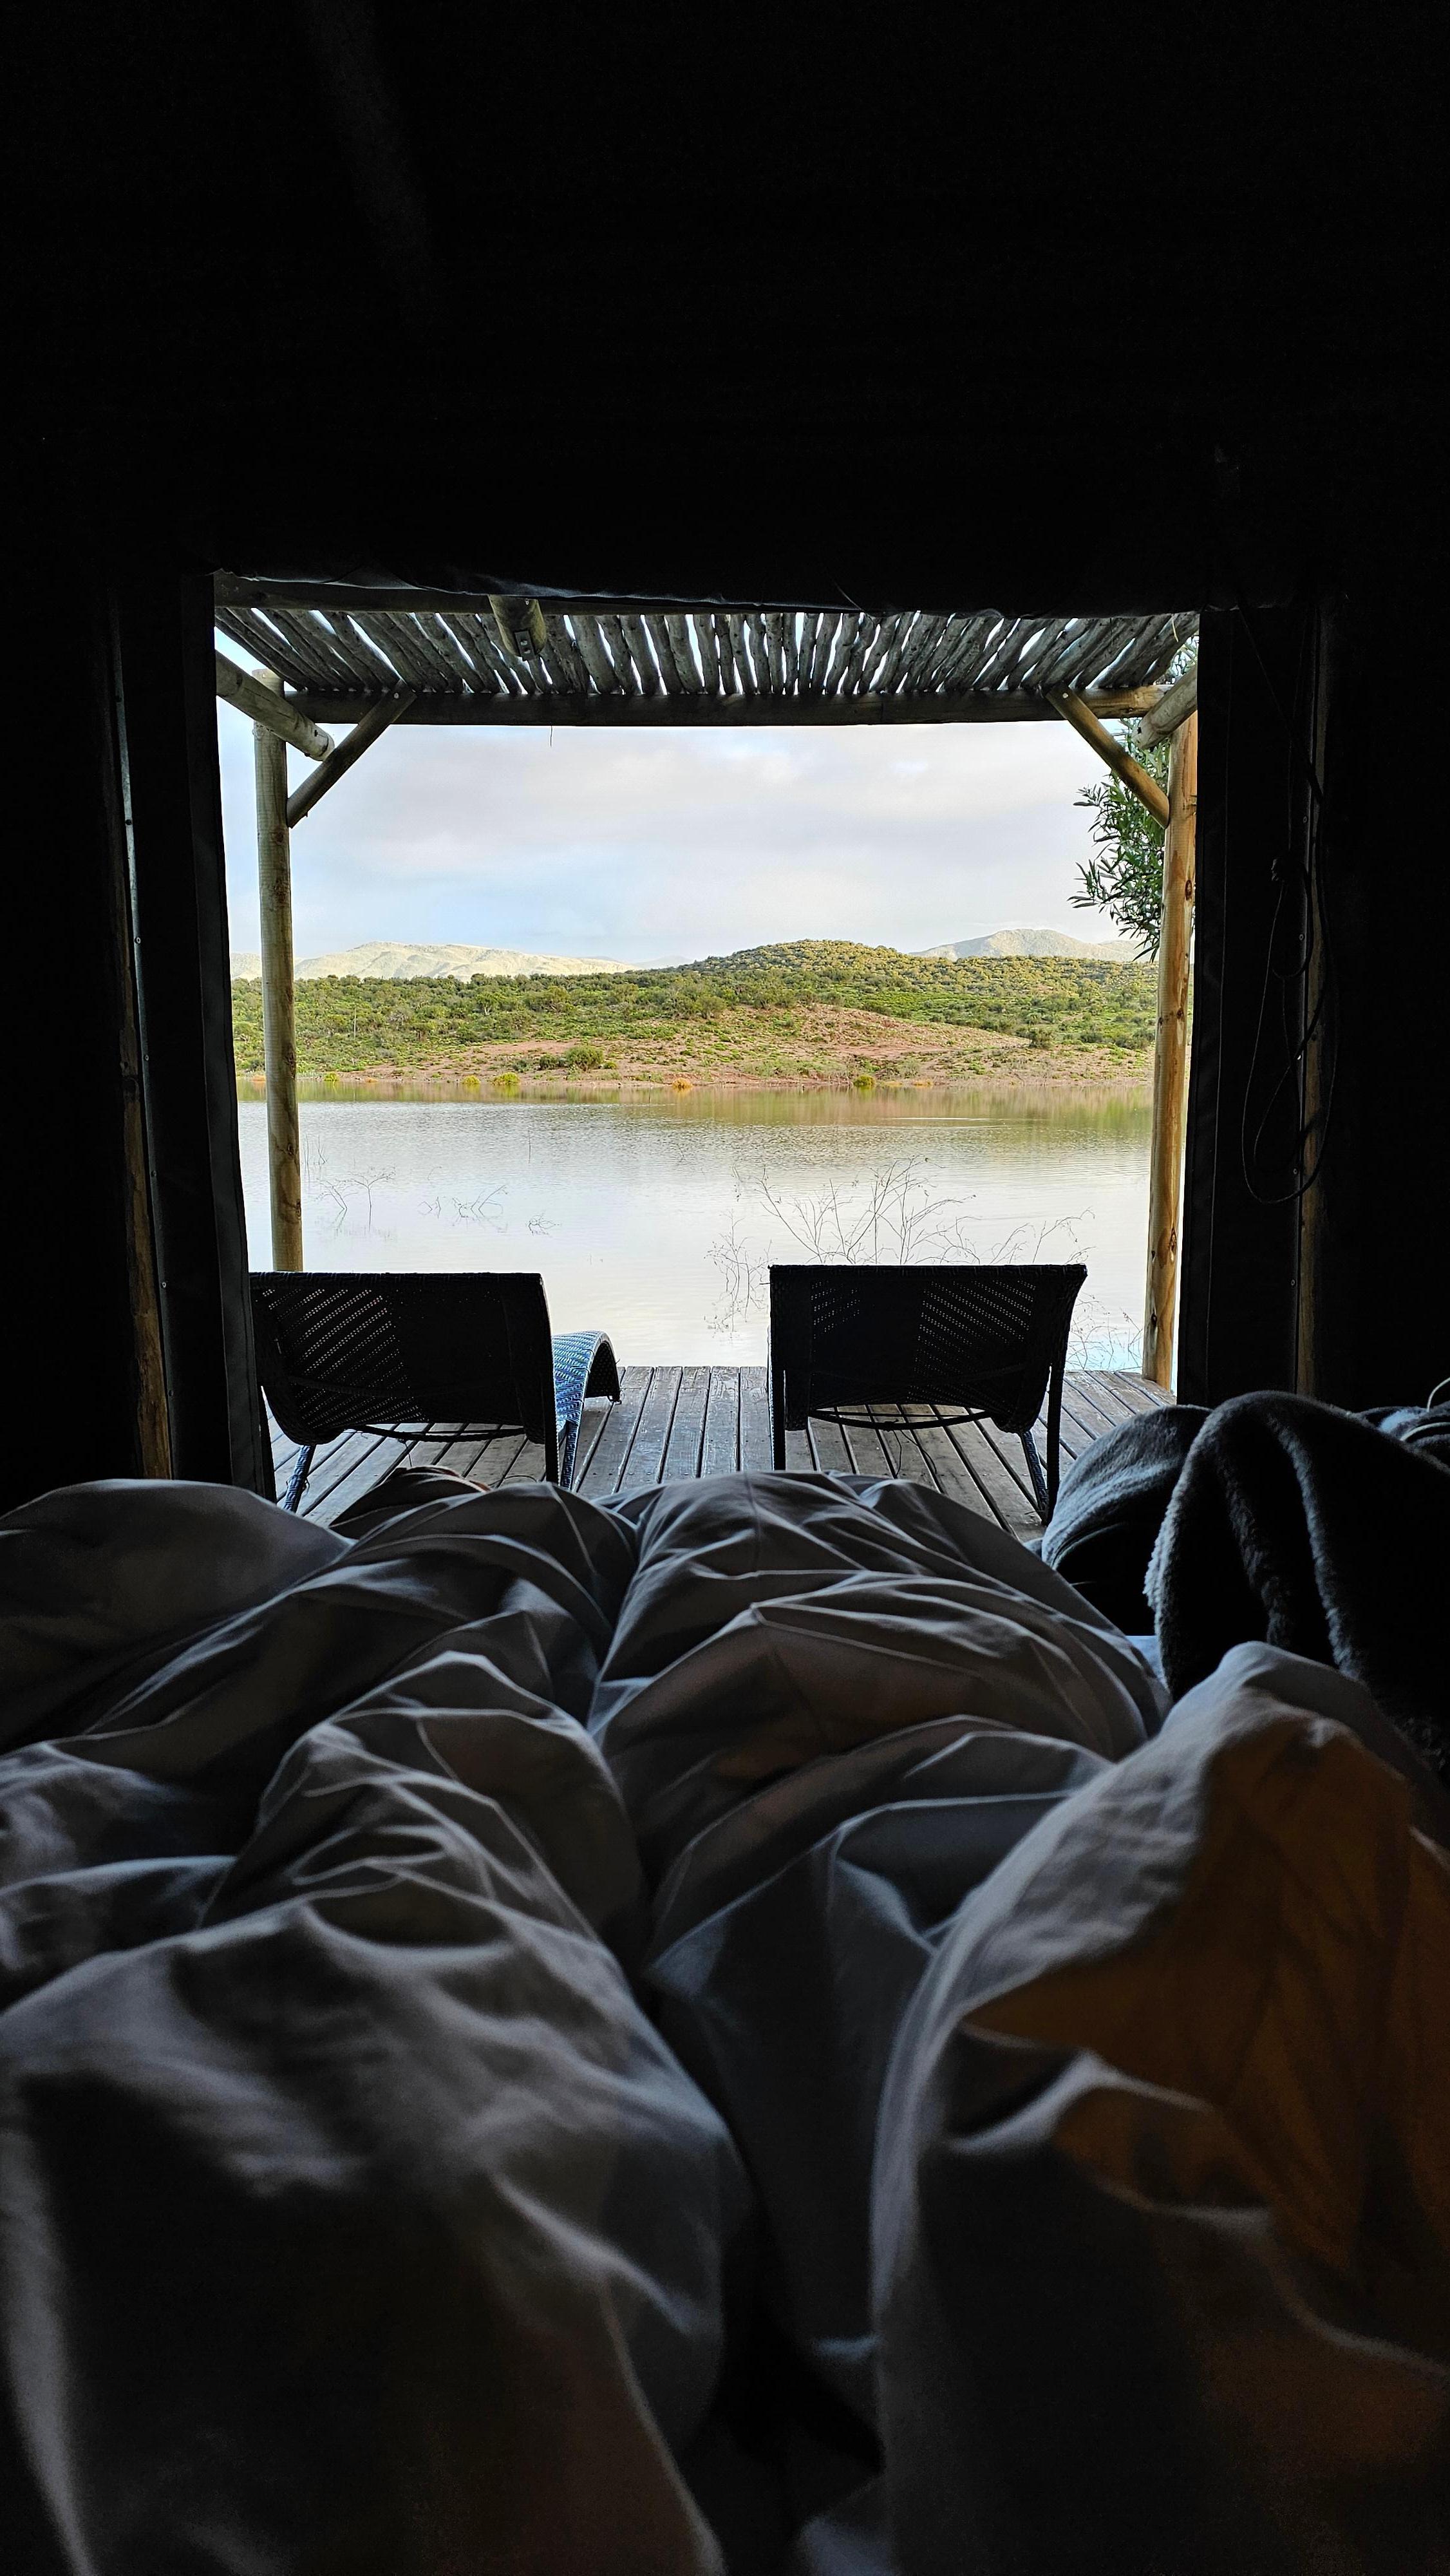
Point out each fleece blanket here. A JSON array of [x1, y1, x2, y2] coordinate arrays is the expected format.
[[3, 1466, 1449, 2573], [1045, 1391, 1450, 1774]]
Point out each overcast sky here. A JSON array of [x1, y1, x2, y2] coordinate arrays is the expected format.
[[216, 685, 1113, 964]]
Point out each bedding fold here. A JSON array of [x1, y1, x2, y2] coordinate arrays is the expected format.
[[4, 1464, 1447, 2575]]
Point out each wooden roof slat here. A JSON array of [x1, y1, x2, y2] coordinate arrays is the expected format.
[[727, 614, 753, 694], [992, 618, 1057, 692], [431, 609, 502, 696], [869, 610, 919, 697], [928, 611, 999, 691], [538, 614, 590, 695], [1067, 615, 1150, 693], [1026, 616, 1101, 692], [451, 610, 525, 694], [315, 611, 397, 696], [722, 611, 752, 694], [916, 611, 986, 692], [621, 612, 663, 697], [796, 610, 824, 692], [645, 611, 691, 696], [214, 583, 1195, 724], [423, 612, 489, 694], [664, 611, 704, 694], [214, 602, 272, 668], [594, 613, 636, 691], [341, 610, 432, 691], [249, 607, 341, 690], [814, 610, 851, 694], [970, 614, 1041, 694], [895, 610, 951, 691], [856, 617, 896, 694], [717, 611, 742, 693], [689, 609, 722, 694], [327, 611, 412, 693], [638, 612, 677, 694], [370, 608, 466, 692], [565, 611, 619, 696], [838, 611, 882, 697], [237, 605, 323, 683]]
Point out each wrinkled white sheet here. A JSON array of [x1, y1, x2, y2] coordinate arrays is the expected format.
[[4, 1468, 1444, 2576], [1, 1480, 737, 2574], [872, 1642, 1450, 2576], [599, 1474, 1157, 2441]]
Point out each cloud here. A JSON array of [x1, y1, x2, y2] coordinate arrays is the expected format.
[[216, 690, 1109, 961]]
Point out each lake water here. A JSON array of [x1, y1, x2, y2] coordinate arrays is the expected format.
[[237, 1085, 1152, 1368]]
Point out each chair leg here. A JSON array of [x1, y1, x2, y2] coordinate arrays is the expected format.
[[1020, 1430, 1051, 1524], [558, 1414, 578, 1490], [770, 1362, 786, 1470], [282, 1445, 315, 1512], [1042, 1353, 1068, 1519]]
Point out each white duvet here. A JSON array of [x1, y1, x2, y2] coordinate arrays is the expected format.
[[2, 1469, 1445, 2574]]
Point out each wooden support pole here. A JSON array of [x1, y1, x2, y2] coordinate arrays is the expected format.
[[253, 692, 303, 1271], [1142, 712, 1198, 1386], [216, 652, 334, 759], [1048, 687, 1171, 828], [286, 687, 417, 826], [1138, 663, 1198, 747]]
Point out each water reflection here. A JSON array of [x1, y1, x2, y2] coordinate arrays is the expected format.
[[237, 1084, 1151, 1368]]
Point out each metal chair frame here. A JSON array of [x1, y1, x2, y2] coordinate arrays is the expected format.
[[767, 1262, 1088, 1520], [251, 1271, 620, 1511]]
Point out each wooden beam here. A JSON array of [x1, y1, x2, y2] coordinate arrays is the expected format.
[[286, 688, 417, 826], [253, 701, 303, 1271], [1142, 712, 1198, 1387], [1138, 663, 1198, 747], [488, 594, 549, 659], [1048, 688, 1171, 826], [214, 652, 334, 759], [286, 685, 1165, 729]]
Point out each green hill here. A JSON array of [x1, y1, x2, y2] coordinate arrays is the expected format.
[[232, 940, 1157, 1075]]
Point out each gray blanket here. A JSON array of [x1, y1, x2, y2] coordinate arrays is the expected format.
[[1045, 1392, 1450, 1777], [3, 1467, 1446, 2574]]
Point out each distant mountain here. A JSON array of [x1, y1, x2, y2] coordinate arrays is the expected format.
[[231, 941, 632, 981], [916, 926, 1135, 961]]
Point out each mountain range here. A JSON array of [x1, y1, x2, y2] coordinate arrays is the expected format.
[[229, 927, 1133, 980], [229, 941, 632, 981], [914, 926, 1133, 961]]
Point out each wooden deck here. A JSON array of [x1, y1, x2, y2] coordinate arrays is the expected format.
[[274, 1367, 1169, 1537]]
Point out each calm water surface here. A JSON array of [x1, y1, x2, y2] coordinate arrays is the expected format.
[[238, 1085, 1151, 1368]]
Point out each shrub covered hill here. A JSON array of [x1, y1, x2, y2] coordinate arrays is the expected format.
[[232, 940, 1157, 1079]]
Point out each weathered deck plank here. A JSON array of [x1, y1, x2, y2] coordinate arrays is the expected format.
[[699, 1369, 741, 1478], [275, 1367, 1163, 1533], [578, 1367, 652, 1497], [738, 1368, 775, 1473]]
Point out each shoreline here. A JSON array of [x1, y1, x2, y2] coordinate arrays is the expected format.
[[238, 1055, 1154, 1103], [236, 1014, 1153, 1099]]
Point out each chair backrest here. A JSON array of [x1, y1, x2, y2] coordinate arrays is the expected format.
[[250, 1272, 556, 1446], [769, 1263, 1087, 1434]]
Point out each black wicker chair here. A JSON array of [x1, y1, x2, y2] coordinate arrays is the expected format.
[[767, 1262, 1088, 1519], [252, 1271, 620, 1511]]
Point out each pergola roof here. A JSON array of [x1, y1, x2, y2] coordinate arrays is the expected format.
[[215, 580, 1194, 727]]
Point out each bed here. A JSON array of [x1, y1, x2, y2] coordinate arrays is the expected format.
[[2, 1461, 1447, 2573]]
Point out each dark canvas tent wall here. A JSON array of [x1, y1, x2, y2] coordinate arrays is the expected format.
[[7, 9, 1445, 1505]]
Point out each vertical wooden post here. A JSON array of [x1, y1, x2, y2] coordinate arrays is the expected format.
[[1142, 712, 1198, 1386], [253, 686, 303, 1269]]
